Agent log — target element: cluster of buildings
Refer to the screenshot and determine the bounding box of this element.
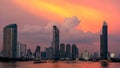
[41,43,79,60]
[40,26,79,60]
[0,24,79,61]
[0,21,119,61]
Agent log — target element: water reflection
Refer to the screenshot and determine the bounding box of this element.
[1,62,17,68]
[0,62,120,68]
[100,61,109,68]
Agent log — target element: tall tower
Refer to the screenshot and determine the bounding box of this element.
[72,44,78,59]
[100,21,108,60]
[60,43,65,59]
[3,24,17,58]
[66,44,71,58]
[52,26,60,60]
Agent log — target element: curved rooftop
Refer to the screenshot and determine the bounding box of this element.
[4,24,17,29]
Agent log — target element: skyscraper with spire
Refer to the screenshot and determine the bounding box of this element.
[100,21,108,60]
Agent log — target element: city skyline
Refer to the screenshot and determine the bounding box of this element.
[0,0,120,55]
[0,22,119,60]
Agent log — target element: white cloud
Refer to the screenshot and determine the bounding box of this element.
[21,24,43,33]
[62,16,80,30]
[44,21,60,31]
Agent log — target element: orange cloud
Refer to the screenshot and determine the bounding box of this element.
[12,0,104,33]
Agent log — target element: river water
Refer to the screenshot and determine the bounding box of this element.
[0,61,120,68]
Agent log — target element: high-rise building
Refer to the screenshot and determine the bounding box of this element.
[41,51,46,60]
[46,48,49,60]
[92,52,99,60]
[3,24,17,58]
[52,26,60,60]
[20,44,26,58]
[17,42,27,58]
[76,47,79,58]
[46,47,53,59]
[0,50,3,57]
[66,44,71,58]
[72,44,79,59]
[60,43,65,59]
[100,21,108,60]
[49,47,53,59]
[26,49,33,59]
[34,46,41,60]
[81,50,90,61]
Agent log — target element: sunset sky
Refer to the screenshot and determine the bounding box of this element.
[0,0,120,55]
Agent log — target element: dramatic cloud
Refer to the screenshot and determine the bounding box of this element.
[19,16,98,46]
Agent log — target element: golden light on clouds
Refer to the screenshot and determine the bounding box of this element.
[12,0,104,33]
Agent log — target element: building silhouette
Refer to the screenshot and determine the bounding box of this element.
[46,47,53,60]
[100,21,108,60]
[60,43,65,59]
[34,46,41,60]
[92,52,99,61]
[52,26,60,60]
[41,51,46,60]
[3,24,17,58]
[72,44,78,59]
[66,44,71,58]
[17,42,27,58]
[26,49,33,59]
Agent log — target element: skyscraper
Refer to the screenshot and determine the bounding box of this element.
[72,44,78,59]
[52,26,60,60]
[46,47,53,60]
[3,24,17,58]
[60,43,65,59]
[93,52,99,61]
[66,44,71,58]
[100,21,108,60]
[17,42,27,58]
[81,50,90,60]
[41,51,46,60]
[26,49,33,59]
[34,46,41,60]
